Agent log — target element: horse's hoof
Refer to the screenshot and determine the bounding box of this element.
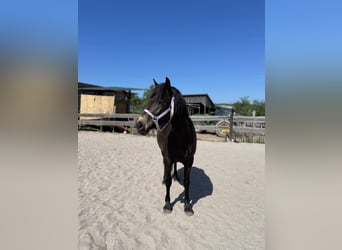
[184,205,194,216]
[163,203,172,214]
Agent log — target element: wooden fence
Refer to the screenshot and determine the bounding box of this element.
[190,115,265,143]
[78,113,265,143]
[78,113,137,128]
[230,116,265,143]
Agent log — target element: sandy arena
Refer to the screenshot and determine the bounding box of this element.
[78,131,265,249]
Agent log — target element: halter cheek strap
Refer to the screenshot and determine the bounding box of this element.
[144,96,175,132]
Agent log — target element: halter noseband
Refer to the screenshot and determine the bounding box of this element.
[144,96,175,132]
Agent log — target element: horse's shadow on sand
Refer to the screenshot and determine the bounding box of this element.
[171,166,213,210]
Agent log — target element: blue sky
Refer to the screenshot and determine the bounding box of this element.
[79,0,264,103]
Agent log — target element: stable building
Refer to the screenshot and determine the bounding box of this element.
[78,82,142,116]
[183,94,215,115]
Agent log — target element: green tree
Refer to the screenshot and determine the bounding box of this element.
[251,99,265,116]
[141,84,154,108]
[130,94,142,113]
[130,84,154,113]
[233,96,265,116]
[234,96,252,116]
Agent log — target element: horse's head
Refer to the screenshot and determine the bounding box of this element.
[136,77,174,135]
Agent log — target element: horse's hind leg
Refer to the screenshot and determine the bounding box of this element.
[162,159,173,214]
[183,158,194,216]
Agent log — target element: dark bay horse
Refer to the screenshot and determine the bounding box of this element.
[136,77,197,216]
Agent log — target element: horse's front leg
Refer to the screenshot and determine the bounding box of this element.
[162,158,173,214]
[183,157,194,216]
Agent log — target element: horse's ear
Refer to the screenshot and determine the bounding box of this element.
[165,77,171,87]
[165,77,173,96]
[153,79,158,86]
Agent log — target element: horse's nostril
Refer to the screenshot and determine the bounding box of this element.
[136,121,143,130]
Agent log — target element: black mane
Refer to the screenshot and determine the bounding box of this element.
[171,87,189,118]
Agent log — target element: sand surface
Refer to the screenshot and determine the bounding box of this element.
[78,131,265,249]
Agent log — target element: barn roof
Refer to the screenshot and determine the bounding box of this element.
[183,94,215,109]
[78,82,144,91]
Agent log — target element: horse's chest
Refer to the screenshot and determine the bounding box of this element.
[157,134,186,160]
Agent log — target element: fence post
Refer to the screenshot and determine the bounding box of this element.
[225,117,228,142]
[229,109,234,142]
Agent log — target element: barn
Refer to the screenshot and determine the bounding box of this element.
[78,82,142,117]
[183,94,216,115]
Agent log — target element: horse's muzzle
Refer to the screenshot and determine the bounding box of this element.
[136,120,147,135]
[136,115,151,135]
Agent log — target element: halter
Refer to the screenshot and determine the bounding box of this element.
[144,96,175,132]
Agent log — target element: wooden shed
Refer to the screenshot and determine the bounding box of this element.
[78,82,142,119]
[183,94,215,115]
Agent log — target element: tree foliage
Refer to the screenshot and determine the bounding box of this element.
[131,88,265,116]
[130,84,154,113]
[233,96,265,116]
[141,84,154,108]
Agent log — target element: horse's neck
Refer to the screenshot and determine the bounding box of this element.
[171,115,191,134]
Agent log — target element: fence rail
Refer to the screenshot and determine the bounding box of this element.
[233,115,265,134]
[78,113,265,142]
[78,120,136,127]
[78,113,137,119]
[190,115,265,135]
[78,113,137,132]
